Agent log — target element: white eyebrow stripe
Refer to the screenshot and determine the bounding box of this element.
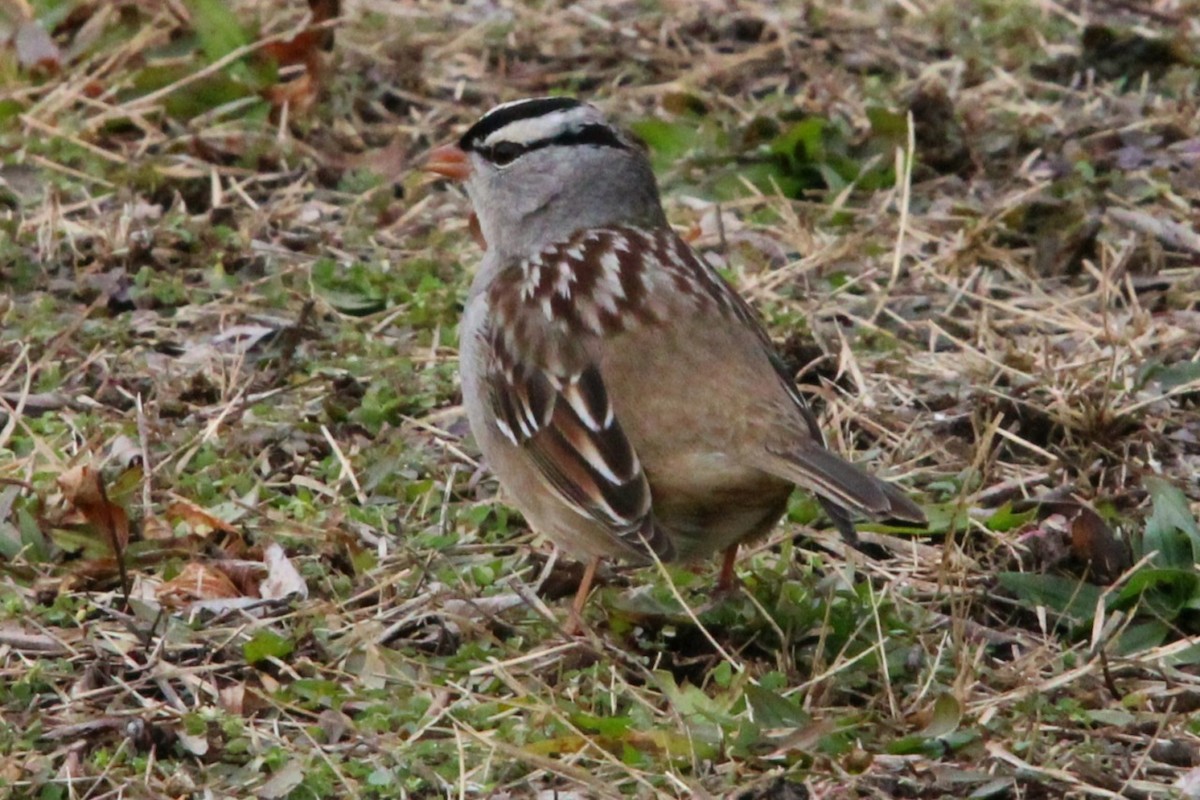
[480,107,595,148]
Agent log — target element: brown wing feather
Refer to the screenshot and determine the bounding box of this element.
[488,348,673,561]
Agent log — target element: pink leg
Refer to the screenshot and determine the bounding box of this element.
[567,557,600,634]
[717,545,739,592]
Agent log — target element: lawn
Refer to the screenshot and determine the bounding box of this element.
[1,1,1199,797]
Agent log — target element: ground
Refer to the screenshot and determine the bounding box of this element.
[1,0,1200,798]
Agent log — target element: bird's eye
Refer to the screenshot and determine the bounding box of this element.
[488,141,525,166]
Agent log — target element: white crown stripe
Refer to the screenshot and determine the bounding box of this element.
[480,107,596,148]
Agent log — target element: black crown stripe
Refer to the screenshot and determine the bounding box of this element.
[474,123,630,165]
[459,97,583,151]
[552,124,626,151]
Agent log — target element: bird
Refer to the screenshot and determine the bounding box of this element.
[426,97,925,627]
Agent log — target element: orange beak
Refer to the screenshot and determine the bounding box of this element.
[425,144,471,181]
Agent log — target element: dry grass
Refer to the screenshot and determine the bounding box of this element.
[1,0,1199,797]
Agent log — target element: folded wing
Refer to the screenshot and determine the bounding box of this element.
[487,337,674,561]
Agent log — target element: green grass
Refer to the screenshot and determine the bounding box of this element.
[1,0,1199,797]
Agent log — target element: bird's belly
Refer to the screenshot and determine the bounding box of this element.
[647,452,792,561]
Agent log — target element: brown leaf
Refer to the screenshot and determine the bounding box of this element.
[141,514,175,541]
[262,68,319,116]
[258,0,339,118]
[258,760,305,799]
[218,683,247,715]
[164,500,239,536]
[215,559,265,597]
[1069,506,1130,584]
[261,30,325,69]
[157,562,241,606]
[218,681,266,716]
[57,465,130,552]
[1017,493,1132,583]
[309,0,340,47]
[1016,513,1073,572]
[42,716,124,742]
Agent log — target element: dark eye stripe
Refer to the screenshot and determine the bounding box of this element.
[474,123,629,166]
[486,141,525,165]
[552,125,627,150]
[459,97,582,151]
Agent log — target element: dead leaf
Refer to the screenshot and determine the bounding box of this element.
[70,663,109,698]
[42,717,124,742]
[1013,519,1068,577]
[316,708,352,744]
[165,500,239,536]
[308,0,339,50]
[257,759,306,799]
[1176,766,1200,797]
[14,20,62,74]
[1015,493,1132,583]
[57,464,130,552]
[142,514,175,541]
[105,434,143,469]
[441,593,524,621]
[259,0,339,118]
[1070,506,1130,584]
[177,729,209,756]
[130,574,162,602]
[157,562,240,607]
[218,683,246,715]
[260,543,307,600]
[355,643,387,691]
[215,558,265,596]
[59,746,83,781]
[262,67,319,116]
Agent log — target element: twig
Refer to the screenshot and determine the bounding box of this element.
[1108,207,1200,256]
[870,110,916,324]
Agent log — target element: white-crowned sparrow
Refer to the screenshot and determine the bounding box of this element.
[427,97,924,621]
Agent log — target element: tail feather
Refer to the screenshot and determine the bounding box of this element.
[759,444,926,528]
[820,496,861,548]
[877,477,926,523]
